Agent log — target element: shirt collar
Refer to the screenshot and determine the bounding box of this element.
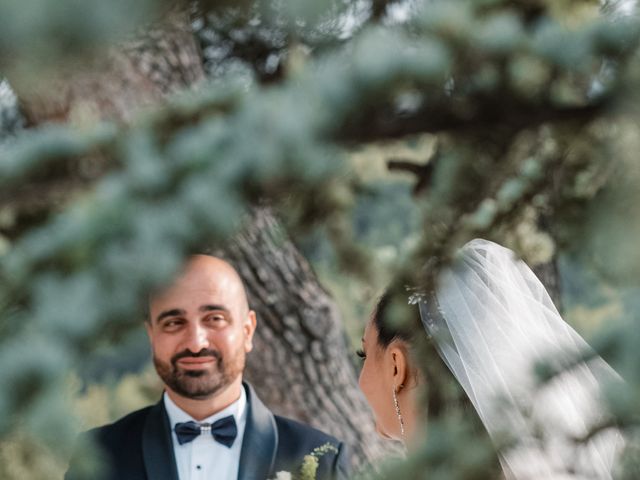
[163,387,247,427]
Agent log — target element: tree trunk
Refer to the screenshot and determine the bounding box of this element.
[219,208,395,469]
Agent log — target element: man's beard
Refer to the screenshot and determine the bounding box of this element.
[153,347,245,400]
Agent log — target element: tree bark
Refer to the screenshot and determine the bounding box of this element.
[219,208,395,469]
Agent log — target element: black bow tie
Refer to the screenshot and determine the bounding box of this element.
[174,415,237,447]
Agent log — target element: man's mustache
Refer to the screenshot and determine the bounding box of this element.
[171,349,222,366]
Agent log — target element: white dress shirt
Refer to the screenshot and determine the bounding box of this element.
[164,389,247,480]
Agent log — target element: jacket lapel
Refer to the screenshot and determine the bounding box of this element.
[142,399,180,480]
[237,382,278,480]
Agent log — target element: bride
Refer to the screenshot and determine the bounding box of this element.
[358,239,625,479]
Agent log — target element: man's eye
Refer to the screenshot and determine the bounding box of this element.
[356,349,366,360]
[163,319,182,329]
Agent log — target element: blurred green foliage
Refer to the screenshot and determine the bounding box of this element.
[2,0,640,478]
[0,0,160,83]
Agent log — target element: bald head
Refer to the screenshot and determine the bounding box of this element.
[149,255,250,324]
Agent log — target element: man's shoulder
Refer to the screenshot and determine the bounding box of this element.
[245,382,341,446]
[273,414,341,445]
[66,405,159,480]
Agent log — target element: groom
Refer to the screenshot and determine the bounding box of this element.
[66,255,350,480]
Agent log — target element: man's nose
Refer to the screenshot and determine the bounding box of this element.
[184,323,210,352]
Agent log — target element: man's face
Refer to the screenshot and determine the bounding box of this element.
[147,256,256,400]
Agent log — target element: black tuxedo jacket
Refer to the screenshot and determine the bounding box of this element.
[66,383,350,480]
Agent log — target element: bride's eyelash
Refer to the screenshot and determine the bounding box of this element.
[356,349,366,360]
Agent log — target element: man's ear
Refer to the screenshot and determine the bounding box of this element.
[244,310,257,352]
[388,343,409,391]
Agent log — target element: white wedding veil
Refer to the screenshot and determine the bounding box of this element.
[415,239,625,479]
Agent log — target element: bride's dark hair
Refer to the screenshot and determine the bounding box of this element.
[372,291,501,470]
[371,291,470,417]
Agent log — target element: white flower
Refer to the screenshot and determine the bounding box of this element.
[273,471,292,480]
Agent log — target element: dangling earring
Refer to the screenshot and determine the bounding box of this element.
[393,384,405,439]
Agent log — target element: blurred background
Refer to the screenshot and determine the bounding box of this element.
[1,0,640,478]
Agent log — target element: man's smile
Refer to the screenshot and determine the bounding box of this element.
[176,357,217,369]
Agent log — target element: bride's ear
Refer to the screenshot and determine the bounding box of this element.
[388,342,409,391]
